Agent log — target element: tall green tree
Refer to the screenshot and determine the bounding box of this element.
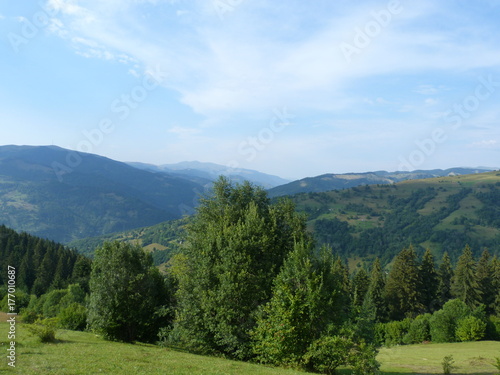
[451,245,481,308]
[419,248,438,313]
[366,257,387,322]
[436,252,454,309]
[475,249,494,313]
[172,177,309,359]
[491,256,500,315]
[87,241,169,343]
[352,267,370,312]
[385,245,422,320]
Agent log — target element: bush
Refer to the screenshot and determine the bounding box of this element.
[42,289,69,318]
[384,318,411,346]
[430,299,471,343]
[303,335,353,374]
[442,355,455,374]
[348,342,380,375]
[26,318,58,343]
[486,315,500,340]
[403,314,431,344]
[58,303,87,331]
[455,315,486,342]
[20,309,39,324]
[373,323,385,347]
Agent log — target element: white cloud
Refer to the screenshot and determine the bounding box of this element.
[168,126,202,138]
[468,140,498,149]
[42,0,500,120]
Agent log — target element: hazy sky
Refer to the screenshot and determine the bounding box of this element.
[1,1,499,179]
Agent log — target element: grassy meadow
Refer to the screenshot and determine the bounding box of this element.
[1,318,500,375]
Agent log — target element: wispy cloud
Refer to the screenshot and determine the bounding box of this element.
[468,139,498,149]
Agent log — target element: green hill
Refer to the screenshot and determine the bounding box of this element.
[69,171,500,266]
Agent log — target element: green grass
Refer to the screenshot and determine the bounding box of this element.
[378,341,500,374]
[0,322,306,375]
[2,321,500,375]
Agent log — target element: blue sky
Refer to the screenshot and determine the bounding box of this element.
[0,0,499,179]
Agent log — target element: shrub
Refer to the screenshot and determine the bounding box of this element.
[42,289,68,318]
[442,355,455,374]
[384,318,411,346]
[373,323,385,347]
[58,302,87,331]
[492,357,500,374]
[348,342,380,375]
[455,315,486,342]
[430,299,471,343]
[303,335,353,374]
[20,309,39,324]
[486,315,500,340]
[404,314,431,344]
[26,318,58,343]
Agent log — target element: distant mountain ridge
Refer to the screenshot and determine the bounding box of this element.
[127,160,290,188]
[0,145,202,243]
[268,168,497,197]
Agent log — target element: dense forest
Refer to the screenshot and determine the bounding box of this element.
[2,177,500,374]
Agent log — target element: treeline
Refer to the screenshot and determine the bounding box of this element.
[0,225,91,296]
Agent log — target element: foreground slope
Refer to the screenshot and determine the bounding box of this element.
[1,320,499,374]
[0,321,306,375]
[0,145,202,243]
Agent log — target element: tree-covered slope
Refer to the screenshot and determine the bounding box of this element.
[71,172,500,266]
[0,145,203,243]
[296,171,500,263]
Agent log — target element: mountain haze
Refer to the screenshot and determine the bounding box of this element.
[127,160,290,188]
[0,145,202,243]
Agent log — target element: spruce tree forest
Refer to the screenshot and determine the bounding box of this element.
[2,177,500,374]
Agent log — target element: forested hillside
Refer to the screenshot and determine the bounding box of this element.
[71,171,500,267]
[0,225,91,297]
[0,145,202,242]
[294,171,500,263]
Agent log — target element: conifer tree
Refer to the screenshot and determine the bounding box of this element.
[451,245,481,308]
[476,249,494,313]
[419,248,438,313]
[491,256,500,315]
[436,252,454,309]
[385,245,422,320]
[366,257,387,322]
[352,268,370,311]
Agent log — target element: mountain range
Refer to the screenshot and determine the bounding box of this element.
[268,168,497,197]
[70,170,500,268]
[1,144,498,247]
